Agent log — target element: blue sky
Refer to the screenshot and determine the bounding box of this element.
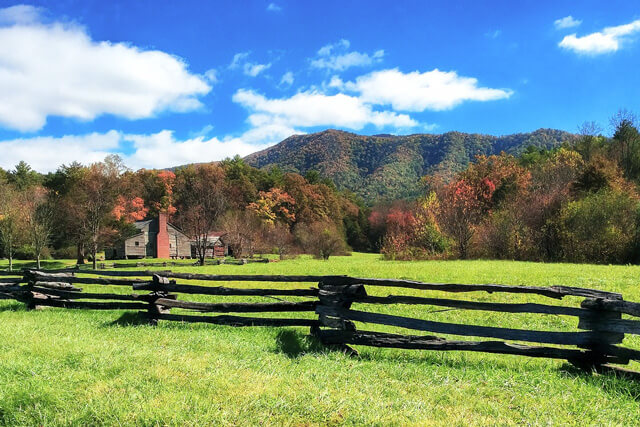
[0,0,639,171]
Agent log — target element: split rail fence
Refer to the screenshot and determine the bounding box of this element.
[2,268,640,375]
[83,258,271,270]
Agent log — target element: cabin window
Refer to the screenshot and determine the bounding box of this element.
[135,241,139,246]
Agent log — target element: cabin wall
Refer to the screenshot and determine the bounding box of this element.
[168,225,191,258]
[124,233,147,258]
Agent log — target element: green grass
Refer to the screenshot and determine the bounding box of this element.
[2,254,640,425]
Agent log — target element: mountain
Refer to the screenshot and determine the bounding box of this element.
[245,128,576,203]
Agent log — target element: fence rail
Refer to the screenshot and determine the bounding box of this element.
[1,268,640,376]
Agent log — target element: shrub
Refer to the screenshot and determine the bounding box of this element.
[51,246,77,260]
[559,190,639,264]
[295,221,349,260]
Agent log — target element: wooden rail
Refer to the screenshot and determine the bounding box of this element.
[1,268,639,376]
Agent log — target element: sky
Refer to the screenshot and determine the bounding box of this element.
[0,0,639,172]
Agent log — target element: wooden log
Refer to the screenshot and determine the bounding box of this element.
[162,273,329,282]
[151,312,319,327]
[0,278,25,284]
[134,273,623,300]
[316,306,618,345]
[33,281,82,291]
[29,274,148,286]
[52,269,167,277]
[337,277,622,300]
[133,281,319,297]
[600,345,640,362]
[341,294,589,317]
[317,314,356,331]
[578,317,640,335]
[29,286,159,302]
[33,298,149,310]
[314,329,623,363]
[154,298,317,313]
[581,298,640,318]
[25,270,73,279]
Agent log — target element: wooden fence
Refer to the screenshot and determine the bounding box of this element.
[79,258,272,270]
[1,269,640,376]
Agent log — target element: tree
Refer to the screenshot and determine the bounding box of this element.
[247,188,296,225]
[267,222,296,260]
[23,186,53,269]
[8,161,42,190]
[174,164,228,265]
[295,221,347,260]
[0,183,24,271]
[220,210,265,258]
[82,157,125,269]
[45,162,90,264]
[574,121,605,162]
[610,110,640,181]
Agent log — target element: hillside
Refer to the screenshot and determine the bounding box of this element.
[245,129,576,203]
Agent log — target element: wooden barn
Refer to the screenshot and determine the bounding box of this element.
[106,212,191,259]
[191,233,228,258]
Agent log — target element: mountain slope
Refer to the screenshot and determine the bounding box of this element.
[245,128,575,203]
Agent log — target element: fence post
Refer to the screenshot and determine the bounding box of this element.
[146,274,176,326]
[573,297,626,370]
[312,277,364,356]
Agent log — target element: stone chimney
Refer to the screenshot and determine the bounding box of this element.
[156,211,170,259]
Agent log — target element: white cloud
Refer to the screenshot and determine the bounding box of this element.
[0,4,44,25]
[229,51,250,69]
[204,69,219,84]
[279,71,294,86]
[233,89,417,130]
[0,131,121,172]
[554,16,582,30]
[229,51,271,77]
[0,124,296,171]
[266,3,282,12]
[123,130,273,169]
[244,62,271,77]
[559,19,640,55]
[0,5,211,132]
[310,39,384,71]
[342,68,512,112]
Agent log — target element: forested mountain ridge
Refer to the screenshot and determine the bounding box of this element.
[245,129,576,203]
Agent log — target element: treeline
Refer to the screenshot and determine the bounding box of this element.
[374,111,640,264]
[0,156,372,270]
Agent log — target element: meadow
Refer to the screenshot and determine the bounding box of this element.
[1,253,640,425]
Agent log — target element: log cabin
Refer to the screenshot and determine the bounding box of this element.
[106,212,192,259]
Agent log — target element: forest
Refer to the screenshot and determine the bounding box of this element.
[1,110,640,268]
[0,156,368,270]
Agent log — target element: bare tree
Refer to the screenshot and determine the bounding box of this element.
[221,210,264,259]
[268,222,295,260]
[23,187,53,269]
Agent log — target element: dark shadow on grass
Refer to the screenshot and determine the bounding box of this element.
[0,302,25,312]
[106,312,150,327]
[558,363,640,399]
[7,260,70,271]
[275,329,328,358]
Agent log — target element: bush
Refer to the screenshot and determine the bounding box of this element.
[51,246,77,260]
[559,190,639,264]
[14,244,35,260]
[295,221,349,260]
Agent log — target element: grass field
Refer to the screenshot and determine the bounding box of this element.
[2,253,640,425]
